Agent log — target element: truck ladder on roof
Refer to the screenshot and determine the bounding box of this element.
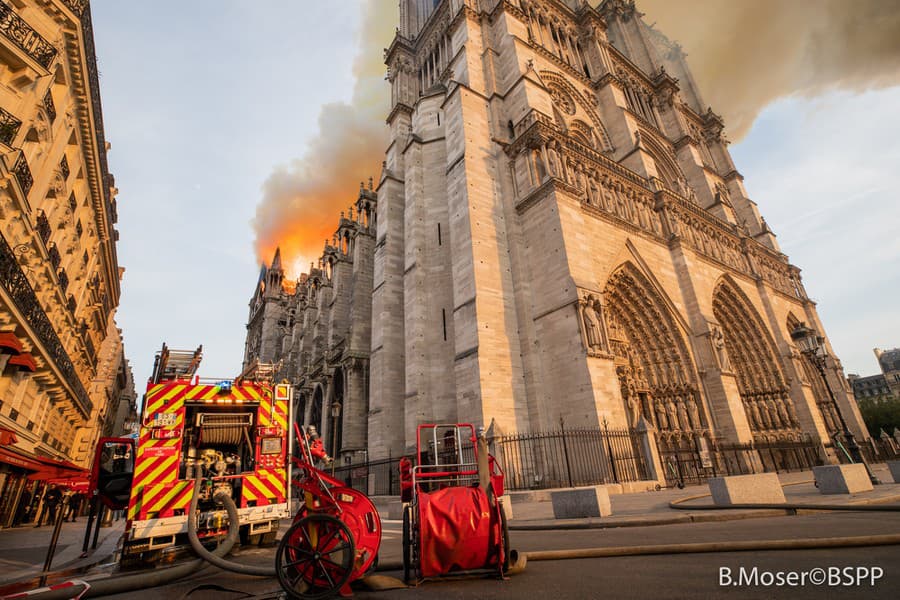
[150,343,203,383]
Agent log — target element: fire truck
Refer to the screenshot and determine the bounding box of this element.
[122,345,292,563]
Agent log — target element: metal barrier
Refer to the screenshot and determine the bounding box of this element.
[489,426,649,490]
[332,426,650,494]
[658,435,828,487]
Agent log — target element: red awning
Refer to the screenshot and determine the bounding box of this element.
[0,446,43,472]
[8,352,37,372]
[0,332,23,355]
[0,427,19,446]
[27,455,88,481]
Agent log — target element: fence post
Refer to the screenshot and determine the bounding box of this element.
[637,419,664,486]
[602,420,619,484]
[560,418,573,487]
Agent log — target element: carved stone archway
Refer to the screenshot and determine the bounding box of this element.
[602,263,708,451]
[712,279,799,441]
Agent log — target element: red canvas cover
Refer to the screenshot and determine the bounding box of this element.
[418,485,496,577]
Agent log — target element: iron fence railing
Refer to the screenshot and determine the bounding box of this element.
[330,426,650,495]
[489,426,649,490]
[658,435,829,487]
[332,457,403,496]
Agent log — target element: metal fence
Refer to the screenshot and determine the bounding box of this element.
[329,426,650,494]
[657,435,827,488]
[330,430,900,496]
[331,457,403,496]
[831,435,900,465]
[489,426,649,490]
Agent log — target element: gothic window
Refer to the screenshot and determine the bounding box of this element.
[602,263,706,449]
[569,120,595,149]
[542,72,613,152]
[713,279,798,440]
[639,130,684,191]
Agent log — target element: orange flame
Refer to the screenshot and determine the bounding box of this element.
[253,1,395,279]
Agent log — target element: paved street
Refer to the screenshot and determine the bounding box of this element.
[1,469,898,599]
[83,511,900,600]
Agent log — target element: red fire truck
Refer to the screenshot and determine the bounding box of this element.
[122,345,292,563]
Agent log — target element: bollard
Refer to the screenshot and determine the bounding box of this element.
[41,497,70,584]
[80,495,98,557]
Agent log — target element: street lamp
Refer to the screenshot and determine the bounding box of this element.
[330,401,342,476]
[790,322,879,485]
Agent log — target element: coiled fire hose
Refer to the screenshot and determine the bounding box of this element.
[185,477,275,577]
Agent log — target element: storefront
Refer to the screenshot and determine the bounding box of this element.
[0,442,44,528]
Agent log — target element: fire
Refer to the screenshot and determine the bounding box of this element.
[254,0,900,274]
[252,1,395,279]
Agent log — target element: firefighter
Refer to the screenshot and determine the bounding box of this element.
[306,426,332,468]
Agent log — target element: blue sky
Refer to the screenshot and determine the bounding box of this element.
[91,1,899,392]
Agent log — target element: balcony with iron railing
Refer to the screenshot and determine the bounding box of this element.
[0,106,21,146]
[43,89,56,122]
[57,268,69,293]
[0,1,57,69]
[0,230,93,416]
[35,210,51,244]
[47,243,61,270]
[13,152,32,197]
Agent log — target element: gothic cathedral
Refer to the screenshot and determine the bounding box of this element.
[244,0,866,469]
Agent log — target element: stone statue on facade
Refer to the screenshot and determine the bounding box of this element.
[581,295,603,352]
[688,398,702,430]
[710,325,731,371]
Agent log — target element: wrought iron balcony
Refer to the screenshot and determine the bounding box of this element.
[43,89,56,122]
[61,0,88,17]
[0,231,92,416]
[13,153,32,198]
[0,106,21,146]
[57,268,69,293]
[59,155,69,181]
[35,211,51,244]
[0,1,57,69]
[83,332,95,361]
[48,243,61,270]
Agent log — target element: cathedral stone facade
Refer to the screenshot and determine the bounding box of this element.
[244,0,867,471]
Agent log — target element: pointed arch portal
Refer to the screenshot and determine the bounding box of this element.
[713,279,800,441]
[603,263,708,449]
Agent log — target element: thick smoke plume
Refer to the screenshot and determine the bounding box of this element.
[252,1,396,275]
[254,0,900,271]
[640,0,900,139]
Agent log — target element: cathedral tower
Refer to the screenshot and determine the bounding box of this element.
[370,0,865,461]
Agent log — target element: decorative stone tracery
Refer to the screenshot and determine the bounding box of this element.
[712,279,799,441]
[601,263,708,449]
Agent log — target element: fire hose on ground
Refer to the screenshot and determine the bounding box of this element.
[9,478,240,600]
[185,478,275,577]
[12,482,900,598]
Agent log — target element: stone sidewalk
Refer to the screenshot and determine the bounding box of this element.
[510,464,900,530]
[0,518,124,587]
[1,466,897,587]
